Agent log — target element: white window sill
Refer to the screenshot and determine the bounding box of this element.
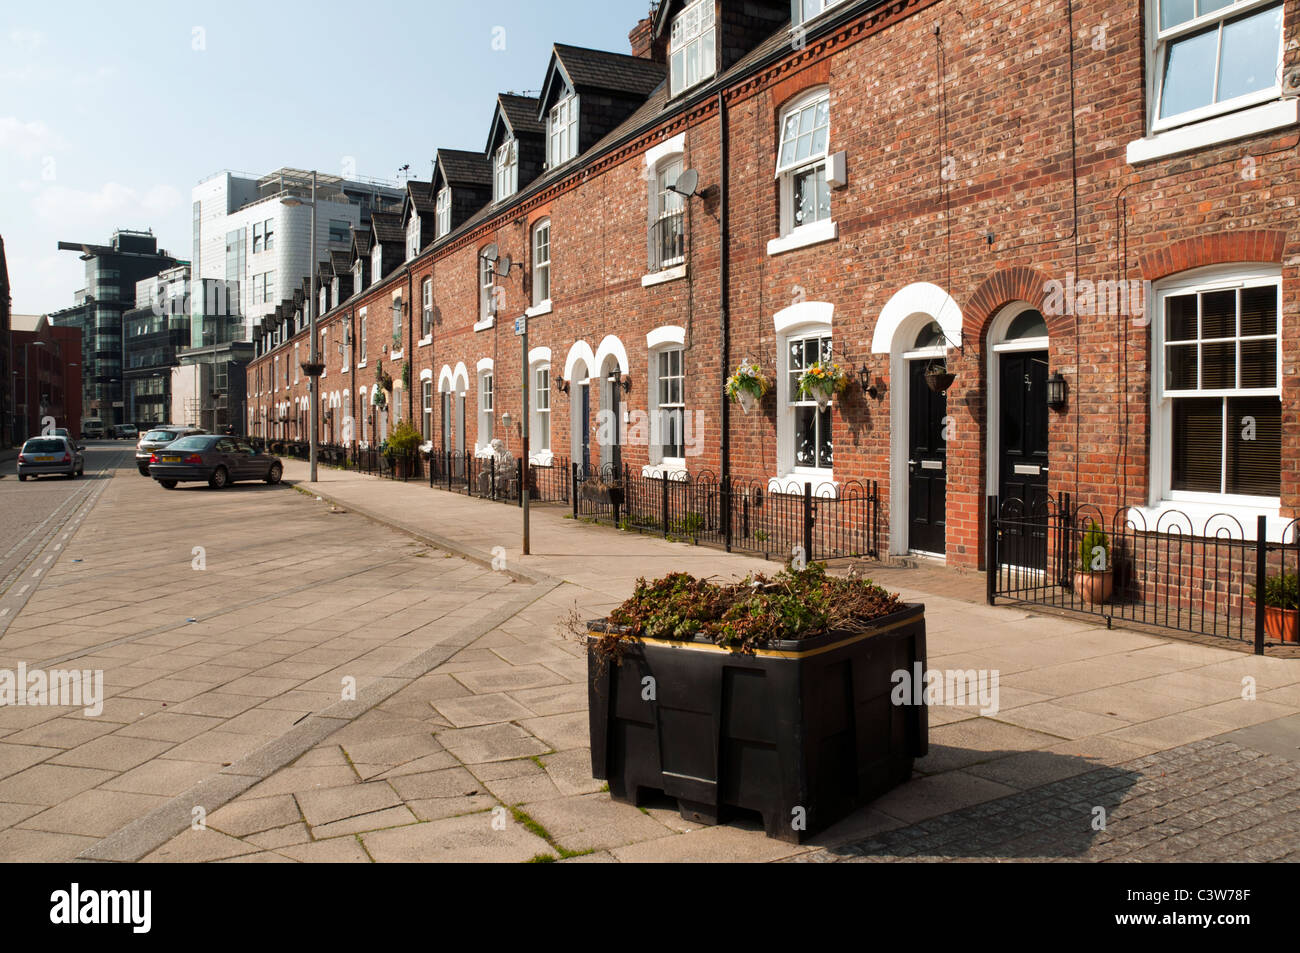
[1127,99,1298,165]
[525,300,553,318]
[356,361,368,371]
[642,463,688,481]
[1127,500,1287,542]
[642,265,686,288]
[417,335,432,348]
[768,475,839,499]
[530,450,555,467]
[767,219,838,257]
[474,316,495,332]
[390,349,404,361]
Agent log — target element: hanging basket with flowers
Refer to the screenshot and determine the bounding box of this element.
[724,360,771,414]
[797,360,848,410]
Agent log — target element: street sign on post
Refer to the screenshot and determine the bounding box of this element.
[514,316,527,337]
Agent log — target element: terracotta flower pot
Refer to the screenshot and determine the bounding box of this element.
[1263,605,1300,643]
[1073,569,1114,605]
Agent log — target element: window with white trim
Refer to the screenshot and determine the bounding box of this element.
[423,380,433,442]
[787,332,833,471]
[353,262,363,293]
[650,157,686,271]
[479,370,494,444]
[791,0,848,27]
[436,187,451,238]
[406,215,420,261]
[548,94,579,167]
[320,329,328,376]
[494,140,518,202]
[422,278,433,336]
[1149,0,1284,132]
[653,347,685,462]
[533,365,551,453]
[532,220,551,307]
[371,243,382,286]
[480,245,498,322]
[776,88,832,238]
[358,308,368,364]
[1156,270,1281,501]
[670,0,717,96]
[392,295,402,341]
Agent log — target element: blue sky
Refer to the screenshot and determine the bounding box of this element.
[2,0,654,314]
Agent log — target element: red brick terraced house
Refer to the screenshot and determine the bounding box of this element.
[248,0,1300,603]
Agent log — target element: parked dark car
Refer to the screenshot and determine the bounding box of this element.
[112,424,138,440]
[17,436,85,481]
[136,426,204,475]
[148,435,283,490]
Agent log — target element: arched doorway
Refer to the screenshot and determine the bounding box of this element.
[986,304,1051,571]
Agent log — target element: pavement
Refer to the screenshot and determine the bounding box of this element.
[0,451,1296,862]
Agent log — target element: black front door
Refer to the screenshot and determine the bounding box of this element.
[908,361,947,555]
[606,368,622,475]
[998,350,1050,569]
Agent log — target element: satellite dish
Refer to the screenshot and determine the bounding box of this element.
[496,255,513,278]
[669,169,699,198]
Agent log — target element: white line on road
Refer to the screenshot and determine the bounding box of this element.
[17,584,29,595]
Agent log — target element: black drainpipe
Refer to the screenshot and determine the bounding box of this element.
[718,89,732,549]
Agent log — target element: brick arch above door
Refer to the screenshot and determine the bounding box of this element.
[965,266,1066,343]
[1138,230,1286,283]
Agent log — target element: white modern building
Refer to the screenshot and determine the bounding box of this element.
[191,168,404,339]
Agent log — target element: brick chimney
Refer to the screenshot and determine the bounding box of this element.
[629,5,669,62]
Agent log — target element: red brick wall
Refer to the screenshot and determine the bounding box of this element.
[249,0,1300,568]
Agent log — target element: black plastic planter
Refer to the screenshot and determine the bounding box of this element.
[587,604,928,843]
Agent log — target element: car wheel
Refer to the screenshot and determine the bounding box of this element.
[265,463,283,485]
[138,467,149,476]
[159,480,178,490]
[17,474,26,482]
[208,466,229,490]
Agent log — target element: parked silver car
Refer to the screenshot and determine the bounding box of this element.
[136,426,204,475]
[17,436,85,481]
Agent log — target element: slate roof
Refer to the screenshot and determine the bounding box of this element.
[549,43,666,101]
[498,94,545,137]
[437,149,492,188]
[370,211,405,246]
[351,227,372,257]
[329,249,352,274]
[405,180,437,216]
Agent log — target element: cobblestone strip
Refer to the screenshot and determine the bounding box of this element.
[790,740,1300,863]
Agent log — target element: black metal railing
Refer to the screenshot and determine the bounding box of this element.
[648,212,685,273]
[987,494,1300,654]
[568,463,879,562]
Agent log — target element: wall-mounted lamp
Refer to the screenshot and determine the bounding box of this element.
[556,376,570,395]
[858,364,881,400]
[501,412,512,430]
[620,373,632,394]
[1046,371,1068,410]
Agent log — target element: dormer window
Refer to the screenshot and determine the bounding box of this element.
[319,287,327,315]
[353,261,363,292]
[548,94,579,167]
[371,243,382,285]
[406,215,420,261]
[791,0,847,27]
[670,0,717,96]
[331,277,340,303]
[494,140,518,202]
[436,187,451,238]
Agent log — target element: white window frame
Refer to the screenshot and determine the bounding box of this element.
[772,304,837,493]
[371,243,382,286]
[479,245,498,324]
[406,215,420,262]
[531,362,552,462]
[771,87,836,252]
[670,0,717,97]
[436,187,451,238]
[494,139,518,202]
[320,329,328,378]
[650,156,687,272]
[422,379,434,443]
[532,220,551,309]
[1146,0,1285,135]
[791,0,848,29]
[548,94,580,167]
[420,277,433,343]
[477,364,495,450]
[651,346,686,469]
[1145,265,1282,527]
[358,308,368,366]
